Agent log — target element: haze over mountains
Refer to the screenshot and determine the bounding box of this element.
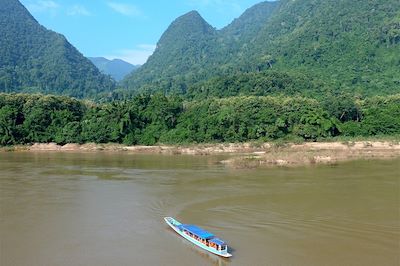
[0,0,399,99]
[89,57,139,82]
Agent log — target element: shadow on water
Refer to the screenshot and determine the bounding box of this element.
[165,227,231,266]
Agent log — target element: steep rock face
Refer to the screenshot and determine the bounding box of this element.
[0,0,115,98]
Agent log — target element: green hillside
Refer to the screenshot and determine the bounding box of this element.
[122,0,400,97]
[122,2,279,94]
[220,1,279,49]
[122,11,218,94]
[0,0,115,98]
[246,0,400,95]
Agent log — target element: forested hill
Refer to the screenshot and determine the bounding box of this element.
[220,1,279,43]
[122,11,218,93]
[245,0,400,95]
[121,2,279,93]
[0,0,115,98]
[122,0,400,96]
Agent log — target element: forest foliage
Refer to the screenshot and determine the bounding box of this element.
[122,0,400,97]
[1,93,399,146]
[0,0,115,98]
[0,1,399,146]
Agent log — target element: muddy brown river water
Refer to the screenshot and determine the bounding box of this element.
[0,152,399,266]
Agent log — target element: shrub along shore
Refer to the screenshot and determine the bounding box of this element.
[1,93,399,148]
[1,90,399,168]
[0,94,400,167]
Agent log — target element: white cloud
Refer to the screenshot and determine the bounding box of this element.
[105,44,156,65]
[26,0,60,15]
[107,2,142,17]
[67,5,92,16]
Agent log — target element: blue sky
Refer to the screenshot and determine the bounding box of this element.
[20,0,268,64]
[19,0,270,65]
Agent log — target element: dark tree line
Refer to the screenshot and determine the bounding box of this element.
[1,93,399,146]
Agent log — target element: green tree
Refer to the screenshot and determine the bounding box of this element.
[0,105,17,145]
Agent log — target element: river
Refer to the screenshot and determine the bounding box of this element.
[1,152,399,266]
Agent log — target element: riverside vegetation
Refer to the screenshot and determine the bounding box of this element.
[0,0,399,149]
[0,93,399,146]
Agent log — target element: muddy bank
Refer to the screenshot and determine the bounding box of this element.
[2,141,400,168]
[1,142,270,154]
[220,141,400,168]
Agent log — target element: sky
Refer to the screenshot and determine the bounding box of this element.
[19,0,269,65]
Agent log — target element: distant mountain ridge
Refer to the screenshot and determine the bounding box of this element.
[123,10,219,93]
[1,0,398,99]
[122,2,279,93]
[0,0,115,98]
[122,0,400,96]
[89,57,139,82]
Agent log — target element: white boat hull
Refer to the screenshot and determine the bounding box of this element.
[164,217,232,258]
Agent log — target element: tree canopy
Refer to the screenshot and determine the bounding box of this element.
[122,0,400,98]
[1,93,399,146]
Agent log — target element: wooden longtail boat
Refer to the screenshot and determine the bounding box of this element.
[164,217,232,258]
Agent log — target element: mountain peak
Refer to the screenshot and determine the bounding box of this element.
[0,0,39,32]
[123,0,399,96]
[163,10,215,37]
[0,0,115,98]
[176,10,208,25]
[182,10,202,18]
[155,9,216,51]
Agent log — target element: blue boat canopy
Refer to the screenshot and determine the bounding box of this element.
[181,224,214,239]
[209,238,226,246]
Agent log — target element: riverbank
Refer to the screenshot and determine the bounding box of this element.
[220,141,400,168]
[2,140,400,168]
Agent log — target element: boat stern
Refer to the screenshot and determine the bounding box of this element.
[221,251,233,258]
